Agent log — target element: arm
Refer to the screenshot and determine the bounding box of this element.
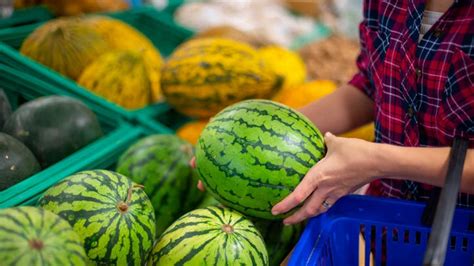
[376,143,474,192]
[299,83,374,135]
[271,135,474,225]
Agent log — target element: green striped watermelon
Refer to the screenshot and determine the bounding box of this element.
[148,206,269,265]
[0,206,87,265]
[116,134,204,236]
[195,99,325,219]
[37,170,156,266]
[197,193,303,266]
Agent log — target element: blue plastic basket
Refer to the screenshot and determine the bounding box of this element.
[289,195,474,266]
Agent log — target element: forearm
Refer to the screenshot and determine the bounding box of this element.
[373,143,474,194]
[299,84,374,134]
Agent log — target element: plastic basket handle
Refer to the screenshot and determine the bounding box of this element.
[423,137,469,266]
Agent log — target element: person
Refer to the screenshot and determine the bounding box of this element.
[192,0,473,226]
[270,0,474,225]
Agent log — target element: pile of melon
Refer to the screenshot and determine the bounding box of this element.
[21,15,163,109]
[0,92,103,191]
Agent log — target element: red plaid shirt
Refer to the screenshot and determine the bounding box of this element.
[349,0,474,206]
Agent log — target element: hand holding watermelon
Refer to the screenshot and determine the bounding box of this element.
[271,132,379,225]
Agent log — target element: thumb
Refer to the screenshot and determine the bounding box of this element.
[324,132,335,142]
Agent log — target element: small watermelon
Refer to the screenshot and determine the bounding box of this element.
[196,193,303,265]
[0,206,88,265]
[148,206,269,265]
[38,170,156,265]
[116,134,204,236]
[0,132,41,190]
[3,96,103,168]
[195,99,325,219]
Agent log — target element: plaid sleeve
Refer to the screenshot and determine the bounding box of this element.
[348,0,376,100]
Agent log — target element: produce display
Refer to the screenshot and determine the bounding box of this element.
[148,206,269,265]
[2,1,378,264]
[0,207,88,265]
[38,170,156,265]
[0,133,40,190]
[3,96,103,168]
[195,99,326,219]
[20,15,163,109]
[161,38,283,118]
[21,18,111,80]
[116,134,203,236]
[0,89,12,129]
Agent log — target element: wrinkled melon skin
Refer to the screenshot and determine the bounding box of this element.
[161,38,283,118]
[78,50,156,109]
[83,16,163,101]
[20,17,110,80]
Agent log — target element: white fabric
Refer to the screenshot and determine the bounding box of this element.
[419,10,444,41]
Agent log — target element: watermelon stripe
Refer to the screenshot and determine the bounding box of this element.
[264,101,320,135]
[0,207,88,266]
[149,207,268,265]
[161,221,210,236]
[38,170,155,266]
[199,141,294,189]
[174,234,219,266]
[155,229,218,257]
[146,157,182,202]
[204,207,226,225]
[206,124,314,171]
[235,231,268,264]
[214,106,324,156]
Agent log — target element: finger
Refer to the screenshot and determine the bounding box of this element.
[324,131,336,143]
[272,167,320,215]
[197,180,206,192]
[283,189,327,225]
[189,157,196,168]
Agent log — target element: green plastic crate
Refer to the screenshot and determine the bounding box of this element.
[0,64,170,207]
[0,6,53,29]
[0,6,192,133]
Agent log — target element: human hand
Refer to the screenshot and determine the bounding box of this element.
[271,132,379,225]
[189,157,206,192]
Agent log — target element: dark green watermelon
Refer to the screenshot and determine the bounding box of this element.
[0,89,12,129]
[116,134,204,236]
[3,96,103,168]
[0,133,41,190]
